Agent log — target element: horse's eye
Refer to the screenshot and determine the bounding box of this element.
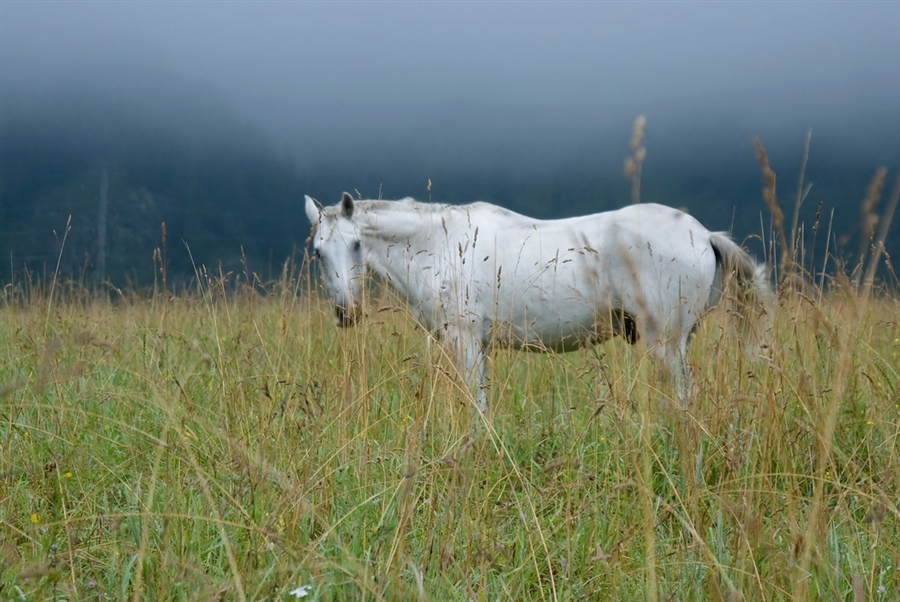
[352,241,362,253]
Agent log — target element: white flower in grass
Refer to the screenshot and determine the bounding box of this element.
[289,584,313,598]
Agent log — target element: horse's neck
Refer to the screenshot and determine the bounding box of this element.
[357,203,441,291]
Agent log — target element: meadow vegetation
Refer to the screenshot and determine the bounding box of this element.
[1,258,898,601]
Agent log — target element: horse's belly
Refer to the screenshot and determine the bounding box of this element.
[487,303,608,352]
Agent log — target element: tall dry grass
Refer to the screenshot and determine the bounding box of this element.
[2,248,898,601]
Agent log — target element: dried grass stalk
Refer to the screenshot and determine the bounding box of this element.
[753,137,789,282]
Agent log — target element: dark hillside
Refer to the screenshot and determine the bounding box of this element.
[1,75,308,286]
[2,75,897,288]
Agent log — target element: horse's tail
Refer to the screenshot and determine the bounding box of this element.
[709,233,773,349]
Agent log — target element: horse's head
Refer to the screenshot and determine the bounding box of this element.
[305,192,364,328]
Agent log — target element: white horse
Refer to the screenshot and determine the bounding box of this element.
[305,192,769,412]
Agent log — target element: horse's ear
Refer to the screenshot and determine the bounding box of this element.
[304,195,321,223]
[340,192,354,219]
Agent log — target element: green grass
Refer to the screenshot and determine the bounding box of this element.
[1,272,898,601]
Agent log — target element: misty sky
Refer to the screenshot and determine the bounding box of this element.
[2,1,899,186]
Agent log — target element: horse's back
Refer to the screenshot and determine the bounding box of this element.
[599,203,718,294]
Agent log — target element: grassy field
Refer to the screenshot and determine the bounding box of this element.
[1,266,898,601]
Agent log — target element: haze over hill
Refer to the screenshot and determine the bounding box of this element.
[2,2,898,286]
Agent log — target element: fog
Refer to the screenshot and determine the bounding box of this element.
[2,1,899,283]
[5,2,897,159]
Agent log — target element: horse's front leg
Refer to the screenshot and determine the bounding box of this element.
[646,330,693,405]
[443,322,489,414]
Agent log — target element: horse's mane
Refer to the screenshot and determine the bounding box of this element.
[357,197,522,219]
